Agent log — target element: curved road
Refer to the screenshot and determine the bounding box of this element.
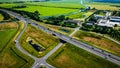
[1,9,120,68]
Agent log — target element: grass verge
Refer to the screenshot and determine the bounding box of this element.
[20,25,59,57]
[73,30,120,57]
[47,43,120,68]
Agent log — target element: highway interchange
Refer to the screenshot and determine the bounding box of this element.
[1,9,120,68]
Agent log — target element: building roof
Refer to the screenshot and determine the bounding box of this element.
[97,23,113,27]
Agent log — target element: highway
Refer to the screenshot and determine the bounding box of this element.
[1,9,120,67]
[32,24,80,68]
[30,19,120,65]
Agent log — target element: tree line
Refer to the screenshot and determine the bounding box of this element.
[111,11,120,16]
[45,15,78,28]
[0,10,10,20]
[81,23,120,41]
[12,5,27,8]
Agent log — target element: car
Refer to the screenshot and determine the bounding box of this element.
[14,40,17,43]
[14,40,18,43]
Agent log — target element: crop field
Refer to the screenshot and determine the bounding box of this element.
[0,22,34,68]
[73,30,120,57]
[0,14,4,22]
[15,5,78,16]
[0,2,84,17]
[20,25,59,57]
[47,43,120,68]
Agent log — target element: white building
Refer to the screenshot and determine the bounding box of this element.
[98,16,120,27]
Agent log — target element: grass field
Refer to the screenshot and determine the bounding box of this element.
[0,14,4,22]
[0,21,34,68]
[68,10,95,20]
[0,29,17,51]
[73,30,120,57]
[0,2,84,17]
[0,22,18,30]
[15,5,78,16]
[20,25,59,57]
[47,43,120,68]
[0,22,18,51]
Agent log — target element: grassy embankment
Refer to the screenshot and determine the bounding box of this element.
[0,14,4,22]
[0,21,34,68]
[73,30,120,57]
[20,25,59,58]
[47,43,120,68]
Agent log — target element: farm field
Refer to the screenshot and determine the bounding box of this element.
[20,25,59,57]
[15,5,78,16]
[73,30,120,57]
[47,43,120,68]
[0,2,84,17]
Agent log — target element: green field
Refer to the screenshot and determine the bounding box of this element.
[15,5,78,16]
[20,25,59,57]
[0,2,85,17]
[47,43,120,68]
[73,30,120,57]
[0,29,17,51]
[67,10,95,19]
[0,22,18,51]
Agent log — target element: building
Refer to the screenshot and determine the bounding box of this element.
[98,16,120,27]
